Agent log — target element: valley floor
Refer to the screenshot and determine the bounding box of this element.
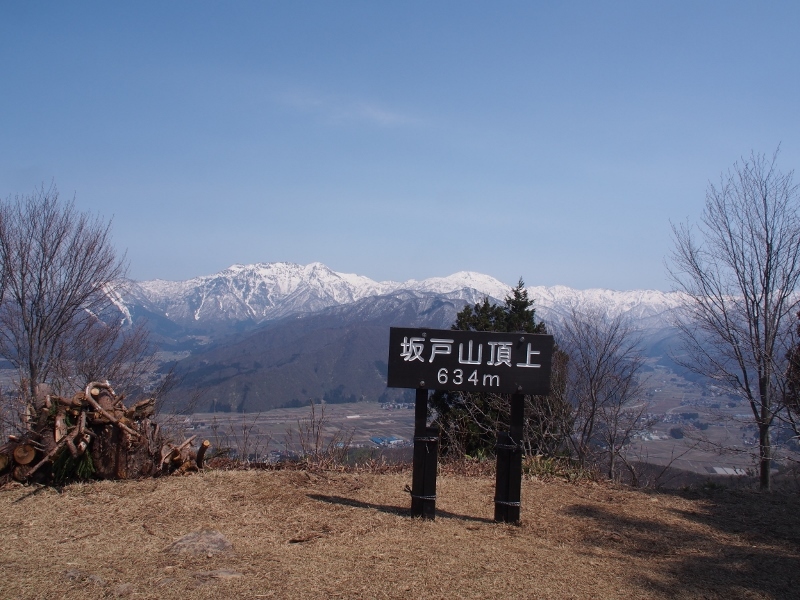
[1,469,797,599]
[175,399,800,484]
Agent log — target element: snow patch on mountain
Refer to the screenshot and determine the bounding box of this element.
[104,283,134,326]
[527,285,685,329]
[395,271,511,299]
[125,261,683,332]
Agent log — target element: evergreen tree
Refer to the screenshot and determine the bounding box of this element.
[451,279,545,335]
[502,279,546,334]
[451,296,506,332]
[430,279,571,457]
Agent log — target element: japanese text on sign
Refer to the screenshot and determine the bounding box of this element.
[387,327,554,395]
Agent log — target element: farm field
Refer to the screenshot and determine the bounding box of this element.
[176,401,417,460]
[172,363,799,484]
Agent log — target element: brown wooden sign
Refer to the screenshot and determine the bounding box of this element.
[387,327,553,395]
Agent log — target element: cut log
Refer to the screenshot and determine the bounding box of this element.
[159,435,197,470]
[88,411,111,424]
[26,438,45,450]
[175,435,197,453]
[77,409,87,434]
[25,404,36,430]
[75,433,91,455]
[86,381,115,399]
[3,379,185,484]
[125,397,155,420]
[26,425,79,477]
[53,394,80,408]
[67,436,79,458]
[196,440,211,469]
[13,443,37,465]
[83,394,140,438]
[179,461,198,473]
[55,408,68,443]
[12,465,30,482]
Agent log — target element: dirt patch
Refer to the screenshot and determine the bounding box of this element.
[1,470,797,599]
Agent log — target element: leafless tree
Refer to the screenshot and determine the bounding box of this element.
[558,307,650,478]
[55,314,157,397]
[523,348,574,457]
[433,349,572,461]
[0,184,132,403]
[668,149,800,491]
[285,399,353,468]
[596,369,654,481]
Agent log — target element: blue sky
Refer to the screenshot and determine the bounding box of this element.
[2,2,798,291]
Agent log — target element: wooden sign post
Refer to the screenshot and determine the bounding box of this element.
[387,327,553,522]
[494,393,524,522]
[410,388,438,519]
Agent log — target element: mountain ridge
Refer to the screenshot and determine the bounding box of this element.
[125,261,683,333]
[124,262,687,413]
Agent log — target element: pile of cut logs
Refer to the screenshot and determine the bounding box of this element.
[0,381,209,485]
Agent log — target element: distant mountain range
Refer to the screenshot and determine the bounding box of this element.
[126,262,513,331]
[116,262,686,413]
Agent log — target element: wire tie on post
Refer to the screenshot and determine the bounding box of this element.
[494,442,521,451]
[494,499,521,507]
[403,485,436,501]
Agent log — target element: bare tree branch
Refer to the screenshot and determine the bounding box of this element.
[0,184,152,409]
[667,148,800,490]
[557,306,650,479]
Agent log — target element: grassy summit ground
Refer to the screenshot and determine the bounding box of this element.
[1,468,797,599]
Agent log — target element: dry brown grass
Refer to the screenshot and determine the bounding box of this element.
[1,468,798,599]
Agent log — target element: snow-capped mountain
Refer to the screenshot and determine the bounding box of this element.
[126,262,515,329]
[127,262,388,326]
[527,286,684,330]
[394,271,512,300]
[124,261,682,335]
[124,261,689,412]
